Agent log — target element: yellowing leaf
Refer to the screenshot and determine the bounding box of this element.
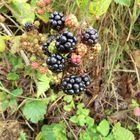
[0,37,6,52]
[9,0,35,24]
[90,0,112,16]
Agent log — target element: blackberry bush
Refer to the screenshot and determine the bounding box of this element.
[49,11,65,30]
[46,54,65,73]
[42,36,55,55]
[24,22,33,32]
[61,75,86,94]
[56,31,77,53]
[81,27,99,46]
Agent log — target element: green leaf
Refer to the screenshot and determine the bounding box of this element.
[0,6,8,13]
[18,130,27,140]
[11,88,23,98]
[0,37,6,52]
[78,114,86,126]
[1,100,9,111]
[22,100,47,123]
[137,123,140,134]
[86,116,94,128]
[9,0,35,24]
[91,0,112,16]
[7,72,19,81]
[70,116,78,124]
[63,95,73,103]
[112,123,135,140]
[8,53,24,70]
[114,0,131,7]
[37,72,53,97]
[97,119,110,136]
[41,123,68,140]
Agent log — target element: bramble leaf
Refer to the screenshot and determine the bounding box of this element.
[40,123,68,140]
[9,0,35,24]
[7,72,19,81]
[112,123,135,140]
[22,100,47,123]
[36,71,53,97]
[97,119,110,136]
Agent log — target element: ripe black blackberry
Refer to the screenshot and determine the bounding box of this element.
[81,27,98,46]
[61,75,86,94]
[49,11,65,30]
[24,22,33,32]
[42,36,55,55]
[46,54,65,73]
[82,74,90,86]
[56,31,77,53]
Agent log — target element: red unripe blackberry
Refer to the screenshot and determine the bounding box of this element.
[43,0,51,4]
[39,67,47,74]
[49,11,65,31]
[31,62,39,70]
[46,54,65,73]
[81,27,99,46]
[67,53,81,66]
[37,8,45,15]
[61,75,86,94]
[56,31,77,53]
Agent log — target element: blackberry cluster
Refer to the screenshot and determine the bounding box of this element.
[42,36,55,55]
[56,31,77,53]
[61,75,87,94]
[49,11,65,30]
[24,22,33,32]
[47,54,65,73]
[81,28,98,45]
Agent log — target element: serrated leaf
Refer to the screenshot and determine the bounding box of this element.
[97,119,110,136]
[7,72,19,81]
[9,0,35,24]
[37,72,53,97]
[41,123,68,140]
[114,0,131,7]
[22,100,47,123]
[112,123,135,140]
